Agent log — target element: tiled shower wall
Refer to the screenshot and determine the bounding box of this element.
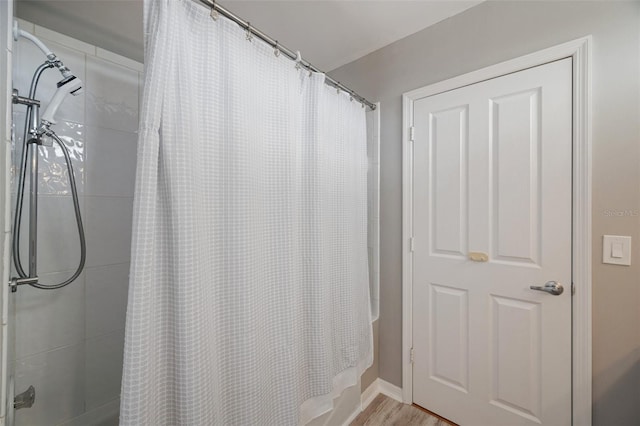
[11,19,140,425]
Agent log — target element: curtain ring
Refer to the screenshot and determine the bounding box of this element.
[210,0,219,20]
[295,51,302,70]
[246,22,253,41]
[274,41,280,57]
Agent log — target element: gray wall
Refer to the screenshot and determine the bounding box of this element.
[331,1,640,424]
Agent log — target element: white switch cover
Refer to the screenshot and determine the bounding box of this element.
[603,235,632,266]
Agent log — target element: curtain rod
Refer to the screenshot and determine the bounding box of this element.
[196,0,376,110]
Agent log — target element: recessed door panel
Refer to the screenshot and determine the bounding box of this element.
[490,296,541,422]
[429,106,468,258]
[490,89,541,265]
[429,284,468,392]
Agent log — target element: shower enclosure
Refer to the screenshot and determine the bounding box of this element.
[4,18,141,425]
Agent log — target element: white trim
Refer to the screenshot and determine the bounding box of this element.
[570,35,593,426]
[378,379,403,403]
[360,379,380,410]
[401,37,592,425]
[401,76,414,405]
[361,378,404,412]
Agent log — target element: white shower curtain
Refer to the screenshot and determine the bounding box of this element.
[120,0,373,424]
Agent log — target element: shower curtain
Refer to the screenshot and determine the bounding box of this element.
[120,0,373,424]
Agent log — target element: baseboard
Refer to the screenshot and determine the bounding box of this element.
[360,380,380,410]
[378,379,403,403]
[360,378,404,411]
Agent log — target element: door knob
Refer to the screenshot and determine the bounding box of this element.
[530,281,564,295]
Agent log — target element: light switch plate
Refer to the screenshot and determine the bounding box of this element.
[603,235,632,266]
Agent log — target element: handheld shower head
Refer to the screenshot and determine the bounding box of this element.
[41,76,84,126]
[13,21,84,129]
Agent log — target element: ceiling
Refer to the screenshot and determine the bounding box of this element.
[16,0,482,70]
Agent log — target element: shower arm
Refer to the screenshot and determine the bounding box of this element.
[13,21,55,60]
[13,21,75,80]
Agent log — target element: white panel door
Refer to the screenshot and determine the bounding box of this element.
[412,58,572,426]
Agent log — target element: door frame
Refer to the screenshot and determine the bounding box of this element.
[401,37,592,426]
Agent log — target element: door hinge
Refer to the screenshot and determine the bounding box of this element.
[572,282,575,295]
[410,347,415,364]
[409,126,415,142]
[410,237,415,252]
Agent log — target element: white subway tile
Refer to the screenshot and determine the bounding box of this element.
[34,24,95,56]
[85,126,137,197]
[85,263,129,339]
[14,344,85,425]
[85,330,125,411]
[86,56,139,132]
[96,47,142,72]
[16,195,86,275]
[85,196,133,267]
[13,115,85,196]
[14,270,85,359]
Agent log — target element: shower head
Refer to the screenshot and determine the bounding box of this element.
[41,75,84,126]
[13,21,84,128]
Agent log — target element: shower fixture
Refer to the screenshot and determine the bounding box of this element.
[41,75,83,125]
[9,21,86,292]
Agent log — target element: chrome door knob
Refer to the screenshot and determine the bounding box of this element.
[530,281,564,295]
